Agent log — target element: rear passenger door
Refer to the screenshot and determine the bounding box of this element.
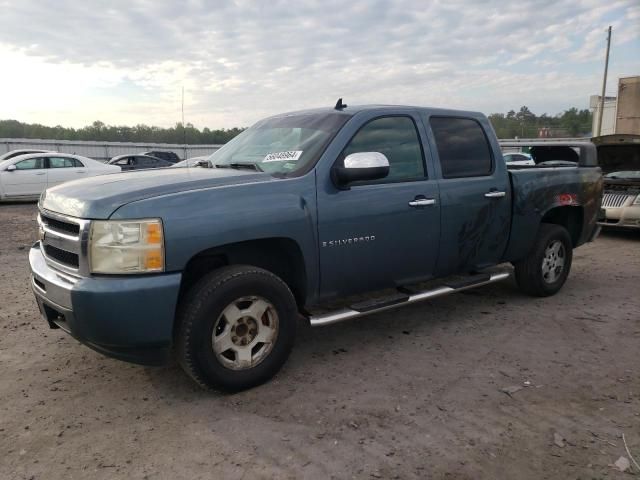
[137,157,158,169]
[426,116,511,275]
[46,156,86,187]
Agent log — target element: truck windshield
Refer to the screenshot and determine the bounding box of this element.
[207,112,350,176]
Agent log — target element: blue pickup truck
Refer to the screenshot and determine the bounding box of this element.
[29,103,603,390]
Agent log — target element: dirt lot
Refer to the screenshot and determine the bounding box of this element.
[0,202,639,480]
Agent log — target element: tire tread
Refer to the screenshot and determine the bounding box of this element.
[175,265,296,390]
[514,223,573,297]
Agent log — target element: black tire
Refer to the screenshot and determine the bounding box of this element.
[176,265,298,391]
[514,223,573,297]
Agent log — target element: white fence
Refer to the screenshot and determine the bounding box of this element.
[499,137,587,153]
[0,138,223,162]
[2,136,590,160]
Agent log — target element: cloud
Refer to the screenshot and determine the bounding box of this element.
[0,0,638,128]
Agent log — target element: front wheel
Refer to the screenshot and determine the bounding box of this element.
[514,224,573,297]
[176,265,298,391]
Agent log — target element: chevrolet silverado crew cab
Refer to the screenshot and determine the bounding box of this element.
[29,103,603,391]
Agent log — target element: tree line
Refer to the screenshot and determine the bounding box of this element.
[0,120,244,145]
[488,106,592,138]
[0,106,592,144]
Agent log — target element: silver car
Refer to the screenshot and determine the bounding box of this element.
[600,170,640,229]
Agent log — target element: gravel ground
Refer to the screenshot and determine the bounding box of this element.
[1,202,639,480]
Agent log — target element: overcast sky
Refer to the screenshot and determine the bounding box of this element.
[1,0,638,129]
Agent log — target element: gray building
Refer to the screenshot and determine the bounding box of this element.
[591,75,640,136]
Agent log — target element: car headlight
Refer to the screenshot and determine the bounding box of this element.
[89,219,164,274]
[634,194,640,205]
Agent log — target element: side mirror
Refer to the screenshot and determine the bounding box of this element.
[195,160,212,168]
[332,152,390,186]
[5,164,16,172]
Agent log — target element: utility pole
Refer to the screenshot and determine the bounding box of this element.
[596,26,612,137]
[181,86,187,159]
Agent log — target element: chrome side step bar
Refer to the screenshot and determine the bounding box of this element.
[308,271,511,327]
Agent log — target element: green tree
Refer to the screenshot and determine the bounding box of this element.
[0,119,246,144]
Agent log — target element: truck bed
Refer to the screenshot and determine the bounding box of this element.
[504,165,603,262]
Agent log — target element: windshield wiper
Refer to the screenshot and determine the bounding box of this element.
[215,162,263,172]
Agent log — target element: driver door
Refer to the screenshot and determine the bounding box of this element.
[317,114,440,298]
[2,157,47,198]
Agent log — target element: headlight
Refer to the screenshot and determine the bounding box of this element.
[89,219,164,274]
[634,194,640,205]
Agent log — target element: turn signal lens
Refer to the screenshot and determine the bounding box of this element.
[144,250,163,270]
[146,222,162,244]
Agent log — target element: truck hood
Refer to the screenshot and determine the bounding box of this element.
[40,167,273,219]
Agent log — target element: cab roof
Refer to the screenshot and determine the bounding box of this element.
[268,104,486,120]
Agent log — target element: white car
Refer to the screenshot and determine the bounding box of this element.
[503,152,535,166]
[0,149,54,162]
[0,153,121,202]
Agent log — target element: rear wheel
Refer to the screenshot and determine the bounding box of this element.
[514,223,573,297]
[176,265,298,391]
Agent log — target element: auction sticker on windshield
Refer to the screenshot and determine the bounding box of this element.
[263,151,303,162]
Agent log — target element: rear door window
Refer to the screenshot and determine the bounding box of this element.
[429,117,493,178]
[48,157,78,168]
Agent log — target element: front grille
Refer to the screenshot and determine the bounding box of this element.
[38,209,89,275]
[41,214,80,236]
[44,244,79,268]
[602,193,632,208]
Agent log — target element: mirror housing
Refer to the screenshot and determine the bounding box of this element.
[5,164,16,172]
[332,152,390,186]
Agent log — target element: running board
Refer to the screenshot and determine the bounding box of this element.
[308,270,511,327]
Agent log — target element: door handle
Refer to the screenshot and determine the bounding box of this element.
[409,198,436,207]
[35,172,46,176]
[484,191,506,198]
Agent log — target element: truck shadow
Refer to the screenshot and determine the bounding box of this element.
[0,200,38,205]
[599,228,640,241]
[142,278,531,398]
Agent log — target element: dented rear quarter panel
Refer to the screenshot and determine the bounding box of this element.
[503,166,603,262]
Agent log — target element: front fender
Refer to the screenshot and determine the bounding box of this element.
[110,173,319,299]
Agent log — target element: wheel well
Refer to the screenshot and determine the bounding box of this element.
[179,238,307,307]
[541,206,583,246]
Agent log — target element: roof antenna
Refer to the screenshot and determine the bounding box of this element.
[334,98,347,110]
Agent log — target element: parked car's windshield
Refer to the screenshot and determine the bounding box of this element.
[208,112,350,176]
[605,171,640,179]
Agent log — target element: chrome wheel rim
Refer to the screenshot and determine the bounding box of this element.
[542,240,565,284]
[212,296,279,370]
